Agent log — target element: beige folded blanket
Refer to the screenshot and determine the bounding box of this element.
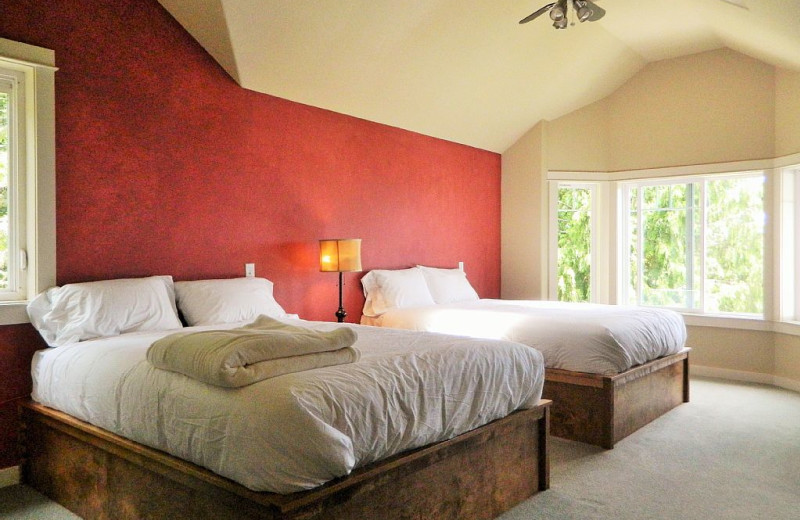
[147,315,359,388]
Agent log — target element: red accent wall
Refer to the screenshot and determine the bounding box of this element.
[0,0,500,469]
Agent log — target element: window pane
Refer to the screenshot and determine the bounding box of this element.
[0,91,8,290]
[638,183,699,308]
[704,176,764,314]
[557,186,591,302]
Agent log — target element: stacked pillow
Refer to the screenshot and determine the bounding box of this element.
[174,277,289,326]
[361,265,479,317]
[28,276,291,347]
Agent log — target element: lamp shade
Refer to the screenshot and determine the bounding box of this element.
[319,239,362,272]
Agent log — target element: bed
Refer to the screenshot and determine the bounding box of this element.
[359,266,691,448]
[20,275,551,520]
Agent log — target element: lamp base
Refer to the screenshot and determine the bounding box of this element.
[336,271,347,323]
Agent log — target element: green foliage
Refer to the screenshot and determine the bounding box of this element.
[557,187,591,302]
[635,184,697,308]
[704,177,764,313]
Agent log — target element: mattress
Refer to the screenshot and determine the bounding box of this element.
[31,318,544,494]
[361,299,687,375]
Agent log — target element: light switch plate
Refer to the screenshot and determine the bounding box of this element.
[245,263,255,277]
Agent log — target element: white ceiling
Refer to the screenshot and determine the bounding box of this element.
[157,0,800,153]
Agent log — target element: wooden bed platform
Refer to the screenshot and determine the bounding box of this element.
[543,348,690,449]
[19,399,551,520]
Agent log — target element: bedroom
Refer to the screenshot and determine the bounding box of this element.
[0,0,799,518]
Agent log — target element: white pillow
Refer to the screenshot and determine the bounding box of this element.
[175,277,289,326]
[417,265,479,304]
[361,268,435,317]
[27,276,182,347]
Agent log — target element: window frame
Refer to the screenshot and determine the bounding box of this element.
[779,165,800,322]
[0,38,56,325]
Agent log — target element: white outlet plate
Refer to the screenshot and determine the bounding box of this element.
[245,263,255,277]
[458,261,464,272]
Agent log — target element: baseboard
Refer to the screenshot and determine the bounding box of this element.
[774,375,800,394]
[692,365,800,393]
[0,465,20,488]
[692,365,775,384]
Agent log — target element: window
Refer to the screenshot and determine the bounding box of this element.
[620,172,765,316]
[553,183,596,302]
[0,38,56,324]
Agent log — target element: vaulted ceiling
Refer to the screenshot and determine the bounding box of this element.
[157,0,800,152]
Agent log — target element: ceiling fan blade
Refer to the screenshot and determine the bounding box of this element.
[586,1,606,21]
[519,2,556,24]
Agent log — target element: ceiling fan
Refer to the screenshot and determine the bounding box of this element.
[519,0,605,29]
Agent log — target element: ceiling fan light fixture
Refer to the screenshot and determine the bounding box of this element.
[519,0,605,29]
[549,0,567,21]
[574,0,593,22]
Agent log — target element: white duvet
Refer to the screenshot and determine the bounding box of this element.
[31,318,544,494]
[361,300,687,375]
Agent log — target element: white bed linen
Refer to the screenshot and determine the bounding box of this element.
[361,300,687,375]
[31,318,544,494]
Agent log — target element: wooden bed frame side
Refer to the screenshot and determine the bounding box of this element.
[19,400,551,520]
[543,348,690,449]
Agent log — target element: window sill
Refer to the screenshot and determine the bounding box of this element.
[0,301,30,326]
[774,321,800,336]
[682,312,800,337]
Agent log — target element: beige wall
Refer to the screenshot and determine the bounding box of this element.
[686,326,775,375]
[606,49,775,171]
[775,333,800,386]
[545,99,609,172]
[546,48,779,173]
[775,67,800,157]
[502,47,800,391]
[501,122,547,299]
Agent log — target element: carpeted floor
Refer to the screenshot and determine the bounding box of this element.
[1,377,798,520]
[499,376,800,520]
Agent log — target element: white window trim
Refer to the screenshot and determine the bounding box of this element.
[0,38,56,325]
[777,165,800,322]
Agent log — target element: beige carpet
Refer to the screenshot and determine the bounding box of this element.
[1,377,798,520]
[500,377,800,519]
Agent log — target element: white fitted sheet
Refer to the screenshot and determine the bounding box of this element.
[361,300,687,375]
[31,318,544,494]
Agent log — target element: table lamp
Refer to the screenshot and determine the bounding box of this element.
[319,238,362,322]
